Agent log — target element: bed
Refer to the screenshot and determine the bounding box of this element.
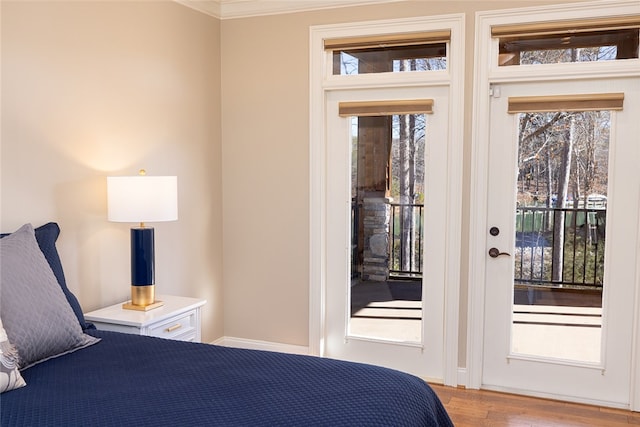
[0,223,452,426]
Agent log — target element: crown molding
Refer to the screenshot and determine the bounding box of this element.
[174,0,222,18]
[175,0,400,20]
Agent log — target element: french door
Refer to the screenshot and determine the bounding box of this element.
[482,77,640,407]
[324,86,449,381]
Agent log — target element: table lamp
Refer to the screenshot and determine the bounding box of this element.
[107,170,178,311]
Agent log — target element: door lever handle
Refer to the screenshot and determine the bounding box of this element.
[488,247,511,258]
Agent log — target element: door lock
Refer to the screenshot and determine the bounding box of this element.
[488,247,511,258]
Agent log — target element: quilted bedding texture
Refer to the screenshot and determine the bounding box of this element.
[2,330,452,426]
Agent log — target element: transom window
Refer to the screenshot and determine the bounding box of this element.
[325,31,449,75]
[494,17,640,66]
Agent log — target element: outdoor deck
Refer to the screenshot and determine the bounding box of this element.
[350,280,422,342]
[350,279,602,362]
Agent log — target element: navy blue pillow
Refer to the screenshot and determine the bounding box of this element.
[1,223,92,331]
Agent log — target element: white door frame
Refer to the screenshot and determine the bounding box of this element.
[309,14,465,386]
[468,0,640,409]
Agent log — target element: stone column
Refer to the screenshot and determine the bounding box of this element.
[362,197,391,281]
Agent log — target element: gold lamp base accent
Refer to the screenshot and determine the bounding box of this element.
[122,285,164,311]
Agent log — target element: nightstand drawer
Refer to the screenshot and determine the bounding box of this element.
[148,311,196,340]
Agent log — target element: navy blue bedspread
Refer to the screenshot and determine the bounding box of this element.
[1,330,452,426]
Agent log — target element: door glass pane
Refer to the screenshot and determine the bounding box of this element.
[512,110,609,363]
[349,113,426,343]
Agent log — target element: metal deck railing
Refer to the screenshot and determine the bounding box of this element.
[515,206,606,289]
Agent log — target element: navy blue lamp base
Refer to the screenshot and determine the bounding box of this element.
[123,227,163,310]
[131,227,154,285]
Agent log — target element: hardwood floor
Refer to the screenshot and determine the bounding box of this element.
[429,384,640,426]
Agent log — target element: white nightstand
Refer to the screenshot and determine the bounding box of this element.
[84,295,206,343]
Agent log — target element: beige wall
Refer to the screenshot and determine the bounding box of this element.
[220,0,589,357]
[1,1,223,342]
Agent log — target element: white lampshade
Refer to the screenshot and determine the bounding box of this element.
[107,175,178,223]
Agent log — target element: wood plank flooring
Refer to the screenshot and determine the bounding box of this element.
[429,384,640,426]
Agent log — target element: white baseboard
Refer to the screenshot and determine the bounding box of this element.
[457,367,468,387]
[212,336,310,355]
